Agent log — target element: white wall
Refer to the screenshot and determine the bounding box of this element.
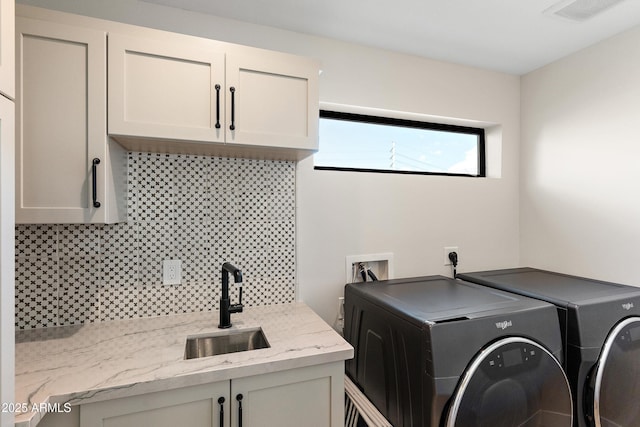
[297,51,520,323]
[521,26,640,286]
[18,0,522,324]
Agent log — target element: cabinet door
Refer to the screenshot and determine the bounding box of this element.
[230,362,343,427]
[16,18,124,224]
[225,49,319,151]
[108,33,225,143]
[80,381,230,427]
[0,0,14,99]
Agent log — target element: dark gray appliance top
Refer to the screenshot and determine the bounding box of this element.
[459,267,640,307]
[345,275,551,324]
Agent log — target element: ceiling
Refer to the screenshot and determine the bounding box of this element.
[141,0,640,75]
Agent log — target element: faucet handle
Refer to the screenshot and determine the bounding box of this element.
[229,286,244,314]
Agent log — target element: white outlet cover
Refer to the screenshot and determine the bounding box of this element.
[444,247,459,266]
[163,259,182,285]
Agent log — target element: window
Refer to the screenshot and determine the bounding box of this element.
[314,110,486,177]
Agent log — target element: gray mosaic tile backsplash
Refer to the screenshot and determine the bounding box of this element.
[15,153,296,329]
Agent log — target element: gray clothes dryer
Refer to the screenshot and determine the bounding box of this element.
[344,275,573,427]
[459,267,640,427]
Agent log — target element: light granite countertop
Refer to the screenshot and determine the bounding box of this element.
[14,302,353,427]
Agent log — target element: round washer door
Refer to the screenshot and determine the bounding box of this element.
[588,316,640,427]
[446,337,573,427]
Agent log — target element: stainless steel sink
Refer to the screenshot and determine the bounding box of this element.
[184,328,269,359]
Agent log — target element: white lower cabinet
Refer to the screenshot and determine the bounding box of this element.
[75,362,343,427]
[230,362,343,427]
[80,380,230,427]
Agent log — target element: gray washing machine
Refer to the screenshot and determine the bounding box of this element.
[344,275,573,427]
[459,267,640,427]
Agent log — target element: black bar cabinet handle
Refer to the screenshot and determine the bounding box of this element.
[218,396,225,427]
[92,158,101,208]
[229,87,236,131]
[215,84,221,129]
[236,393,243,427]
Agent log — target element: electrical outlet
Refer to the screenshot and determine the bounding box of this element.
[444,247,459,265]
[163,259,181,285]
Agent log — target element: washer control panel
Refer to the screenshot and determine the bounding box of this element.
[615,321,640,351]
[483,342,542,376]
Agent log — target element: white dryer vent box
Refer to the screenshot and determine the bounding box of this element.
[544,0,628,22]
[345,253,394,284]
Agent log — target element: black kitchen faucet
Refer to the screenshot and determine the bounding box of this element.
[219,262,244,328]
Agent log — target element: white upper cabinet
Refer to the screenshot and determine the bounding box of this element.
[226,50,319,151]
[108,34,225,144]
[14,6,319,224]
[0,0,14,100]
[16,18,127,224]
[108,32,319,157]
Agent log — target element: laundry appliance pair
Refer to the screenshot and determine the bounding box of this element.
[460,267,640,427]
[345,269,640,427]
[344,275,574,427]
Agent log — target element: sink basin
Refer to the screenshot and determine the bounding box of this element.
[184,328,270,359]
